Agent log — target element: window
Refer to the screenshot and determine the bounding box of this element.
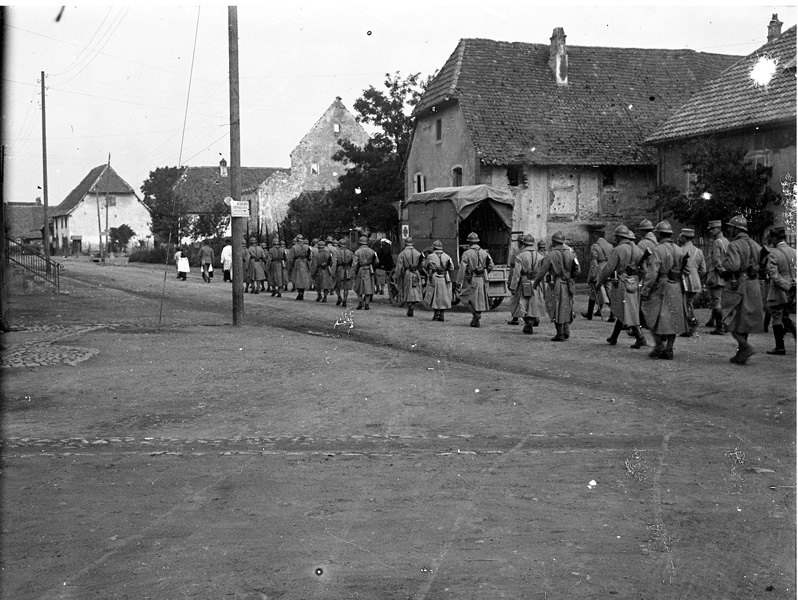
[452,166,463,187]
[507,165,524,187]
[435,119,442,142]
[601,166,616,187]
[414,173,426,194]
[333,123,340,133]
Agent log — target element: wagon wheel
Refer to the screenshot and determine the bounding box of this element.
[489,297,504,310]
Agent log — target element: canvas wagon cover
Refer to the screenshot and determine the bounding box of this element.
[403,185,515,229]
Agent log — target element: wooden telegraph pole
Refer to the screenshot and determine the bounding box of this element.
[228,6,244,325]
[40,71,52,272]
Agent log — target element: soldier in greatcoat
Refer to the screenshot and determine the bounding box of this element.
[508,234,547,334]
[765,225,797,355]
[456,232,494,328]
[246,237,267,294]
[424,240,454,322]
[532,231,580,341]
[720,215,764,364]
[267,237,284,297]
[596,225,647,349]
[506,235,526,325]
[334,238,355,308]
[395,237,425,317]
[310,239,336,303]
[286,235,312,300]
[677,228,707,337]
[353,236,379,310]
[582,235,614,321]
[705,219,729,334]
[640,221,689,360]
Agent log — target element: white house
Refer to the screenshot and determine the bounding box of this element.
[51,163,152,254]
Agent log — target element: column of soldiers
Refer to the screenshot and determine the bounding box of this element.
[234,217,794,363]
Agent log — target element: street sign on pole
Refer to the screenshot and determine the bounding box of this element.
[230,200,249,218]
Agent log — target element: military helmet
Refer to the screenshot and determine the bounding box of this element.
[638,219,654,230]
[551,231,565,244]
[654,221,673,234]
[726,215,748,231]
[432,240,443,250]
[521,234,536,246]
[613,224,633,239]
[467,232,480,243]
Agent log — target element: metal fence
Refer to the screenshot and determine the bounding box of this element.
[5,239,61,291]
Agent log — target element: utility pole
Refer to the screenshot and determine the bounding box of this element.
[40,71,52,272]
[228,6,244,325]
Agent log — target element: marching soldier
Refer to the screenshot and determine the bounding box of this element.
[395,237,424,317]
[508,234,547,334]
[720,215,764,364]
[456,232,494,328]
[677,228,707,337]
[582,234,614,321]
[595,225,648,348]
[353,236,379,310]
[424,240,454,321]
[765,225,797,355]
[310,239,336,303]
[267,237,284,297]
[532,231,580,341]
[334,238,355,308]
[286,235,312,300]
[640,221,689,360]
[705,219,729,334]
[506,235,526,326]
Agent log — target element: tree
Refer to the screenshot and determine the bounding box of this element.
[327,71,431,234]
[141,166,189,244]
[109,224,136,253]
[651,138,778,239]
[188,199,230,242]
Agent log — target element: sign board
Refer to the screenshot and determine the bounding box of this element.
[230,200,250,218]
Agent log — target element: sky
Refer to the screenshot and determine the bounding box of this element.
[2,2,796,208]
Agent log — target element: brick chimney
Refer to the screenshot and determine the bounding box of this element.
[768,14,783,43]
[549,27,568,86]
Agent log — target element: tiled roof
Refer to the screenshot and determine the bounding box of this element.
[4,202,45,239]
[52,164,137,217]
[646,26,796,143]
[174,166,288,213]
[414,38,741,166]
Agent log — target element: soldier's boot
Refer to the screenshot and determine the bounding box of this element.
[407,303,414,317]
[522,317,534,334]
[563,322,571,340]
[630,327,648,349]
[607,320,623,345]
[551,323,565,342]
[709,309,726,335]
[763,311,771,333]
[767,324,786,355]
[581,299,595,320]
[470,312,481,328]
[784,316,797,338]
[680,318,697,337]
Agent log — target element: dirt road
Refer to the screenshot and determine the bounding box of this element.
[2,258,795,599]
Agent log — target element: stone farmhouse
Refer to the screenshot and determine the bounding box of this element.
[50,163,152,255]
[406,28,742,246]
[256,96,369,239]
[645,16,796,230]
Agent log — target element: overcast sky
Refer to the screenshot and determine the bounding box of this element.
[3,2,795,207]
